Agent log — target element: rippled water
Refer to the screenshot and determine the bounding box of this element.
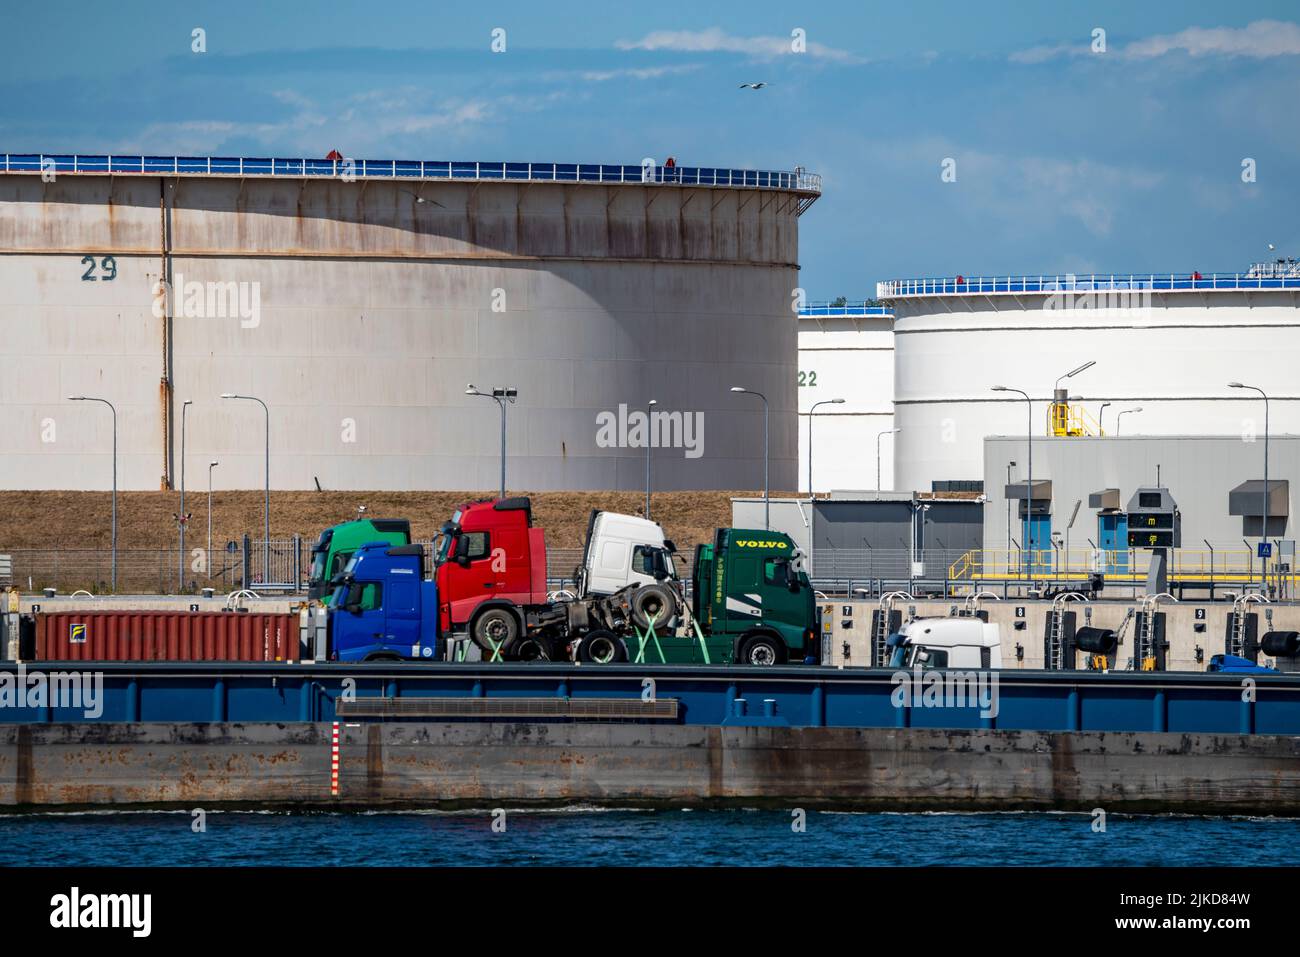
[0,809,1296,866]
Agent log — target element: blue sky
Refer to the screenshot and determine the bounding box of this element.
[3,0,1298,295]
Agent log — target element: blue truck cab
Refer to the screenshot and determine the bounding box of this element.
[328,542,441,662]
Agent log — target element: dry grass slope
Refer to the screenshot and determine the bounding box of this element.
[0,489,800,551]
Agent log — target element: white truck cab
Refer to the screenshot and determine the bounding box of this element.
[887,617,1003,670]
[576,511,678,598]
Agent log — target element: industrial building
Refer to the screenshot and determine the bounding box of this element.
[0,153,820,492]
[733,492,982,581]
[983,433,1293,578]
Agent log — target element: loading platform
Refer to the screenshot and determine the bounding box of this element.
[2,661,1298,736]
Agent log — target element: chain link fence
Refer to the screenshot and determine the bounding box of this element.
[5,536,302,595]
[5,540,958,597]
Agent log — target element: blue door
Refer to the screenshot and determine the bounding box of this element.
[384,576,422,657]
[1098,514,1129,574]
[1023,513,1052,575]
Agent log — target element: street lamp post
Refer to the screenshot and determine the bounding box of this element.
[730,387,769,529]
[1115,407,1143,435]
[642,397,660,520]
[220,393,269,585]
[808,398,844,498]
[642,400,660,520]
[1006,460,1017,555]
[68,395,117,592]
[876,427,901,498]
[992,386,1033,570]
[207,460,219,580]
[466,384,517,499]
[178,399,192,592]
[1098,402,1112,434]
[1229,382,1270,590]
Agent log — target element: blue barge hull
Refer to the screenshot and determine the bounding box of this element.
[3,662,1299,736]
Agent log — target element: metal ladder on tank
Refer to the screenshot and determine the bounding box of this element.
[871,607,892,667]
[1045,594,1082,670]
[1227,593,1266,658]
[1133,594,1175,671]
[1045,610,1066,670]
[874,592,912,667]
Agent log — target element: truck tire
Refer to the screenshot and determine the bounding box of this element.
[472,607,520,657]
[739,631,786,666]
[506,639,548,660]
[576,629,628,664]
[630,583,678,631]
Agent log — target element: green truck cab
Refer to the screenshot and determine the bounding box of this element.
[307,518,412,602]
[690,528,818,665]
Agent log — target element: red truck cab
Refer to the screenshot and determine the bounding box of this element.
[434,497,549,638]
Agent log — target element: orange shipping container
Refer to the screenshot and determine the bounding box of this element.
[35,611,301,662]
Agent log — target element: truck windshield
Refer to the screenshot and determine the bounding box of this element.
[433,515,460,566]
[309,548,328,584]
[330,553,361,607]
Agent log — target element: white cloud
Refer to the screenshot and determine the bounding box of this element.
[1011,19,1300,63]
[616,27,858,62]
[860,137,1165,239]
[1010,42,1088,65]
[114,89,504,156]
[579,64,700,82]
[1122,19,1300,58]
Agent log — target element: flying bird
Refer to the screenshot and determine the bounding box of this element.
[739,82,767,90]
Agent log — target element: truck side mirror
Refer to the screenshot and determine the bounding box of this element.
[454,536,471,566]
[345,602,362,614]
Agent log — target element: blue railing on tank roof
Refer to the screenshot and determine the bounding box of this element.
[0,152,822,194]
[800,301,893,317]
[878,272,1300,298]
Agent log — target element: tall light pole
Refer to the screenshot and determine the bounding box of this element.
[807,398,844,498]
[68,395,117,592]
[178,398,192,592]
[1230,382,1270,589]
[875,427,901,498]
[731,387,769,529]
[466,384,517,499]
[644,398,658,519]
[207,460,219,581]
[221,393,269,585]
[1115,407,1143,435]
[1055,360,1096,392]
[1006,460,1017,554]
[1098,401,1112,434]
[992,386,1033,568]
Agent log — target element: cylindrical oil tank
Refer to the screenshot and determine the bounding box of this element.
[880,273,1300,491]
[0,157,820,492]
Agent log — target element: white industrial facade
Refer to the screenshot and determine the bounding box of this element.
[0,155,820,492]
[796,305,895,494]
[879,273,1300,492]
[983,433,1295,572]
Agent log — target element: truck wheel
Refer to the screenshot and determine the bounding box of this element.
[739,632,786,666]
[512,636,552,661]
[577,629,628,664]
[630,583,678,631]
[472,607,520,656]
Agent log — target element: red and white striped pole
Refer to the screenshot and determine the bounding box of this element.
[330,721,340,797]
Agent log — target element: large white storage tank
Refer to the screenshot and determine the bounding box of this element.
[879,269,1300,491]
[796,302,895,493]
[0,153,821,492]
